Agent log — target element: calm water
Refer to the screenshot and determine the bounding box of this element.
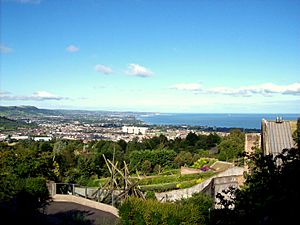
[138,113,300,129]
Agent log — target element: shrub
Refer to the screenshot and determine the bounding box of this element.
[191,157,217,169]
[140,182,178,192]
[145,191,156,200]
[119,196,210,225]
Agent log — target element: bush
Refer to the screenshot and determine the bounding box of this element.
[119,196,210,225]
[14,177,50,216]
[191,158,217,169]
[176,180,197,189]
[145,191,156,200]
[140,182,178,192]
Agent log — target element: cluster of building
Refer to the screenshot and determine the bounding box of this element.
[0,119,228,143]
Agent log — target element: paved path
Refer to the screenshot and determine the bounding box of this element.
[45,201,120,225]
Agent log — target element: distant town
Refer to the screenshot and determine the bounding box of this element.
[0,106,246,143]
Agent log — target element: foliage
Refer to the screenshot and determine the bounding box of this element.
[137,171,215,186]
[129,149,177,172]
[141,160,152,175]
[191,157,217,169]
[139,171,215,192]
[140,182,178,192]
[213,147,300,225]
[293,117,300,147]
[119,196,211,225]
[174,151,193,167]
[0,116,36,130]
[217,129,245,162]
[145,191,156,200]
[177,192,213,224]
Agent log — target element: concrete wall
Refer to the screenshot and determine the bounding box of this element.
[245,133,261,154]
[155,167,245,206]
[52,194,119,218]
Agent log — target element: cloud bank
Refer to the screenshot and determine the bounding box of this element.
[171,82,300,96]
[0,91,66,101]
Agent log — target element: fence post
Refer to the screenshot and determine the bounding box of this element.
[85,187,87,198]
[52,183,56,196]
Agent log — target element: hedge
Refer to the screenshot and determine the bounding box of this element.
[119,196,209,225]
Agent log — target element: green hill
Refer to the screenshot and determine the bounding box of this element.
[0,116,36,130]
[0,105,61,118]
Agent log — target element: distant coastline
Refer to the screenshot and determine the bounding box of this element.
[137,113,300,130]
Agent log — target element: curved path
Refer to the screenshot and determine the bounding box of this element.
[45,194,119,225]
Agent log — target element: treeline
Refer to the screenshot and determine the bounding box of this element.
[0,116,36,130]
[0,129,245,186]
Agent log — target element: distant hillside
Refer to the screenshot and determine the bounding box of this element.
[0,105,61,118]
[0,116,36,130]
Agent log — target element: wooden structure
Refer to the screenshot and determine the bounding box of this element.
[91,154,145,206]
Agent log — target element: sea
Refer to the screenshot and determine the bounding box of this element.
[137,113,300,130]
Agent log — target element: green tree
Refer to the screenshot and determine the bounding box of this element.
[174,151,193,167]
[213,147,300,225]
[218,129,244,162]
[141,160,152,175]
[293,118,300,147]
[186,132,199,146]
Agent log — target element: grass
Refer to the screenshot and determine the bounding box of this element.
[89,170,216,192]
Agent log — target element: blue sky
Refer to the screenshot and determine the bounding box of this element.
[1,0,300,113]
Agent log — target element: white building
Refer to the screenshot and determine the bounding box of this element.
[10,135,29,140]
[33,136,52,141]
[122,126,148,135]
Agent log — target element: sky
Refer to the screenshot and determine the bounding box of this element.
[0,0,300,113]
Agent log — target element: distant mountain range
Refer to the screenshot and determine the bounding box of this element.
[0,105,149,125]
[0,105,152,117]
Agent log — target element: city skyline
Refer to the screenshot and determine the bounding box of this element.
[1,0,300,113]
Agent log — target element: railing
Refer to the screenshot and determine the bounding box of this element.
[50,182,121,206]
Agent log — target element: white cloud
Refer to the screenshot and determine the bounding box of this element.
[171,83,202,91]
[127,64,153,77]
[0,44,13,53]
[282,83,300,95]
[208,83,300,96]
[32,91,64,100]
[207,86,254,97]
[66,45,79,53]
[0,91,65,101]
[95,64,113,75]
[172,82,300,97]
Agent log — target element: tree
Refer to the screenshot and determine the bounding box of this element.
[213,147,300,225]
[174,151,193,167]
[141,160,152,175]
[186,132,199,146]
[293,117,300,147]
[218,129,244,162]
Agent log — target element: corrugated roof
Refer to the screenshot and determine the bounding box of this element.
[263,120,295,156]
